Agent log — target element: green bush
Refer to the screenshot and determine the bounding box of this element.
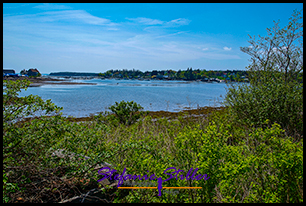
[108,100,146,125]
[171,110,303,203]
[109,108,303,203]
[3,80,64,202]
[3,172,19,203]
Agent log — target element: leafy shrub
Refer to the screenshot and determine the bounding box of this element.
[3,80,112,202]
[108,100,147,125]
[3,80,65,202]
[107,107,302,203]
[172,110,303,203]
[3,79,62,124]
[3,172,19,203]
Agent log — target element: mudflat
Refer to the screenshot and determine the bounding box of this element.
[3,76,97,87]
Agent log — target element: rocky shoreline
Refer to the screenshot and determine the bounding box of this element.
[19,106,225,123]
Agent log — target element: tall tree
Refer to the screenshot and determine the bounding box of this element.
[225,10,303,138]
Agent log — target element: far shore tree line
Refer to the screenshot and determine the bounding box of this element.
[49,68,251,82]
[98,68,249,82]
[47,66,301,83]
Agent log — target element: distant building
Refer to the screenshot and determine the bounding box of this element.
[3,69,15,74]
[27,68,40,77]
[3,69,17,77]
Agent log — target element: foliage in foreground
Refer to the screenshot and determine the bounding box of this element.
[3,79,303,203]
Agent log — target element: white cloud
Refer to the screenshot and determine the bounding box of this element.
[202,48,209,51]
[223,46,232,51]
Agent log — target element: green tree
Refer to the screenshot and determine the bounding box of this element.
[20,69,27,76]
[179,70,185,79]
[105,70,112,77]
[235,73,241,82]
[3,80,62,125]
[224,10,303,139]
[3,80,62,162]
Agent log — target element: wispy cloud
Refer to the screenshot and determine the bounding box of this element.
[3,7,242,72]
[33,3,72,10]
[39,10,117,26]
[126,17,191,28]
[126,17,164,25]
[223,46,232,51]
[3,9,119,36]
[166,18,191,27]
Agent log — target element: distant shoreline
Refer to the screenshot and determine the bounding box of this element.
[4,75,249,85]
[48,70,249,83]
[47,76,245,83]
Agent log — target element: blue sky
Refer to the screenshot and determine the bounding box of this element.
[3,3,303,73]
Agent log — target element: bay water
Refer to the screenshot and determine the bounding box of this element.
[18,78,230,117]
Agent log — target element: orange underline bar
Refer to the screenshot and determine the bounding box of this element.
[118,187,202,189]
[118,187,157,189]
[164,187,202,189]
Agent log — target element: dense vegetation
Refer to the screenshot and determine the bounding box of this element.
[99,68,248,81]
[49,72,99,76]
[3,10,303,203]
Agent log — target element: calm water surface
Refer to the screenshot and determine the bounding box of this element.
[19,79,229,117]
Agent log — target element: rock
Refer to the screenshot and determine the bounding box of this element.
[51,149,90,160]
[58,188,114,203]
[50,149,119,185]
[50,149,129,203]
